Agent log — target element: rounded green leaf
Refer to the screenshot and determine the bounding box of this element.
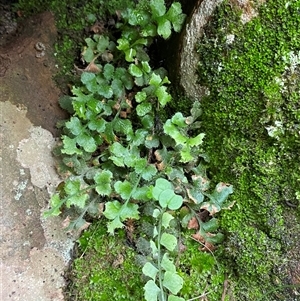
[150,0,166,17]
[137,102,152,117]
[135,91,147,103]
[103,200,122,220]
[163,271,183,295]
[77,134,97,153]
[152,178,172,200]
[162,212,174,229]
[129,64,143,77]
[160,232,177,251]
[158,189,174,208]
[157,18,172,39]
[168,295,185,301]
[144,280,160,301]
[142,262,158,280]
[161,253,176,272]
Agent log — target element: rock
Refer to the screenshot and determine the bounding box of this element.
[0,12,76,301]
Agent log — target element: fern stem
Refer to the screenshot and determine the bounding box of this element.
[157,208,166,301]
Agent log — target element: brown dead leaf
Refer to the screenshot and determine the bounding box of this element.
[200,203,219,215]
[78,221,91,233]
[154,149,162,162]
[185,116,194,125]
[191,233,216,252]
[187,217,199,230]
[90,21,105,33]
[101,51,114,62]
[216,182,231,192]
[98,203,104,216]
[62,216,71,229]
[84,61,101,73]
[120,111,127,118]
[186,188,199,204]
[156,161,165,171]
[112,254,124,267]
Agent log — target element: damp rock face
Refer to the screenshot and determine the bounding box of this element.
[0,12,75,301]
[169,0,262,100]
[177,0,223,100]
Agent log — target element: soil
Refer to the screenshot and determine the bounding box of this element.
[0,5,68,136]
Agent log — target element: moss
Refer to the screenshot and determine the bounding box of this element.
[66,220,144,300]
[178,236,225,300]
[196,0,300,299]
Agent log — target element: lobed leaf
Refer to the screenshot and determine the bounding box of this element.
[163,120,187,145]
[103,63,115,80]
[125,48,137,62]
[76,133,97,153]
[82,47,94,63]
[94,170,113,196]
[144,280,160,301]
[157,18,172,39]
[96,35,110,53]
[145,135,160,149]
[114,180,133,200]
[155,86,172,107]
[171,112,186,127]
[141,164,157,181]
[142,262,158,280]
[81,72,97,92]
[161,212,174,229]
[150,0,166,18]
[97,83,113,99]
[152,178,172,200]
[65,117,83,136]
[163,271,183,295]
[103,200,122,220]
[61,136,82,155]
[160,232,177,251]
[149,72,162,87]
[132,186,150,201]
[164,192,183,210]
[128,9,150,26]
[111,78,124,98]
[161,253,176,272]
[137,102,152,116]
[129,64,143,77]
[166,2,183,22]
[141,23,157,37]
[107,217,124,234]
[88,117,106,133]
[135,91,147,103]
[117,38,130,51]
[188,133,205,147]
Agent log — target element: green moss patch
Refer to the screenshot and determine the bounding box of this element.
[196,0,300,299]
[65,220,145,300]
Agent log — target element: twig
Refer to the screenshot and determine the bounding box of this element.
[221,276,229,301]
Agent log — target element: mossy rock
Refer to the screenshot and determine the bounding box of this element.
[65,220,145,300]
[194,0,300,299]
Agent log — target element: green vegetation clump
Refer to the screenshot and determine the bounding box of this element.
[66,220,144,300]
[15,0,136,80]
[41,0,236,300]
[197,0,300,299]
